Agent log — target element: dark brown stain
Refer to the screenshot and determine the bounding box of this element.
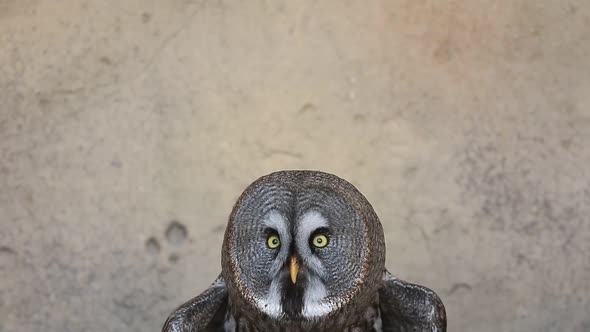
[142,12,152,24]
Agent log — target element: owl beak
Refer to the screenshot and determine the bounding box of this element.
[289,256,300,284]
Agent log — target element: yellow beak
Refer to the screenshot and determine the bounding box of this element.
[290,256,300,284]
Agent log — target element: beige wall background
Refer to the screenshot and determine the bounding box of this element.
[1,1,589,331]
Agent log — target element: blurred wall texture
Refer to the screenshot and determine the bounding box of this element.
[1,1,589,331]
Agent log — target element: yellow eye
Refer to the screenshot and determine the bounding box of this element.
[267,234,281,249]
[312,234,329,248]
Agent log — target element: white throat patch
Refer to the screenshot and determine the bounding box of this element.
[255,277,284,319]
[302,273,334,318]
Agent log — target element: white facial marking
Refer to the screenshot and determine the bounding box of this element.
[302,273,334,318]
[251,211,290,318]
[256,211,338,319]
[264,211,289,240]
[296,210,328,277]
[256,277,283,318]
[295,211,336,318]
[264,211,290,276]
[296,210,328,240]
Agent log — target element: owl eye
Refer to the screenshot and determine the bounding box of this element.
[311,234,329,248]
[267,234,281,249]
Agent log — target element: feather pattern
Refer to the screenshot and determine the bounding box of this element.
[162,271,446,332]
[162,171,446,332]
[379,271,447,332]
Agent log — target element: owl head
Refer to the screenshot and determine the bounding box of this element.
[221,171,386,324]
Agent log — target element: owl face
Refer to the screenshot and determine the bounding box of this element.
[222,171,385,321]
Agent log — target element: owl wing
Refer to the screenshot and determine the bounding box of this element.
[162,274,229,332]
[379,270,447,332]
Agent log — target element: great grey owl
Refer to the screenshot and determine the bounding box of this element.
[163,170,446,331]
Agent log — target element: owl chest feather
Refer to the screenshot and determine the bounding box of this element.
[223,302,382,332]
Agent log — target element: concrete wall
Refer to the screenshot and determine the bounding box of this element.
[1,1,589,331]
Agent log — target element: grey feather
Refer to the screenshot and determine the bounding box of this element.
[379,271,447,332]
[162,275,228,332]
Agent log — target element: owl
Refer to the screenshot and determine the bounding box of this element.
[163,171,446,331]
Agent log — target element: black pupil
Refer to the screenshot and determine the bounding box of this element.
[316,238,323,243]
[272,238,278,245]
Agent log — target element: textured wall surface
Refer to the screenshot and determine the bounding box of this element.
[1,1,589,331]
